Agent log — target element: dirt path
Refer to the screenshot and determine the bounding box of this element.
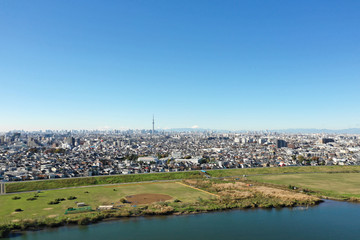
[176,182,219,197]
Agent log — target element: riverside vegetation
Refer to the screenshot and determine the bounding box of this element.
[248,172,360,201]
[0,177,321,238]
[6,165,360,193]
[2,165,360,238]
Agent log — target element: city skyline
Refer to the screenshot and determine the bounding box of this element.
[1,0,360,131]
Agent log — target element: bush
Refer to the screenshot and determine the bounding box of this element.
[67,196,77,200]
[55,198,66,202]
[48,200,60,205]
[77,217,91,225]
[14,208,23,212]
[0,226,11,238]
[27,197,37,201]
[174,199,181,202]
[12,196,21,200]
[120,198,128,203]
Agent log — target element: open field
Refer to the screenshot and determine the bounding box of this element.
[207,165,360,177]
[0,177,321,237]
[248,172,360,200]
[6,165,360,193]
[0,182,212,225]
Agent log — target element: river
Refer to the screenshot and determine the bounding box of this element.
[6,200,360,240]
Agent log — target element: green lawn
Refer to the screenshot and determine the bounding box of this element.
[207,165,360,177]
[0,182,211,224]
[249,172,360,199]
[6,166,360,193]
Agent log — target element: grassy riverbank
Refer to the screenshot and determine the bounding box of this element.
[2,166,360,238]
[0,182,211,225]
[248,172,360,200]
[0,178,320,238]
[6,165,360,193]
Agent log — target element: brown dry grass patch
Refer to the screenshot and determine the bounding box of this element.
[218,190,254,199]
[183,179,210,186]
[143,203,175,214]
[212,182,247,191]
[252,186,317,201]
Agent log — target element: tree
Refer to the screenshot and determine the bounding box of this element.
[297,155,304,161]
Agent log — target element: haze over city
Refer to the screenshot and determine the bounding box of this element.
[1,0,359,131]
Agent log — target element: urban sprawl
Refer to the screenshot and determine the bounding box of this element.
[0,130,359,182]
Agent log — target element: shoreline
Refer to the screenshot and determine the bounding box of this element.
[2,168,360,238]
[0,177,328,238]
[2,198,323,239]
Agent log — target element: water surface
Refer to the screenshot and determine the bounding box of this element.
[7,200,360,240]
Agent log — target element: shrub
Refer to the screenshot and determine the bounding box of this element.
[12,196,21,200]
[14,208,23,212]
[67,196,77,200]
[26,197,37,201]
[77,217,90,225]
[120,198,128,203]
[55,198,66,202]
[0,225,11,238]
[174,199,181,202]
[48,200,60,205]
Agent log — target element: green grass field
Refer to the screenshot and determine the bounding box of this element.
[207,165,360,177]
[6,165,360,193]
[249,172,360,199]
[0,182,212,224]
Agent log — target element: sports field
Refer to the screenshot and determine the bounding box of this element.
[0,182,212,224]
[249,172,360,199]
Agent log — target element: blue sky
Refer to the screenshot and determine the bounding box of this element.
[1,0,359,131]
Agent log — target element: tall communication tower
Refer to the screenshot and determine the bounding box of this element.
[152,115,155,135]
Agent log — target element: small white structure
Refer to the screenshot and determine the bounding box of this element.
[174,157,202,164]
[137,156,159,163]
[98,205,114,210]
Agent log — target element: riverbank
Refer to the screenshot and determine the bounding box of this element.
[0,178,321,238]
[4,166,360,238]
[6,165,360,193]
[248,172,360,201]
[6,200,360,240]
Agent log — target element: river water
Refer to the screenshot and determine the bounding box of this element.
[6,200,360,240]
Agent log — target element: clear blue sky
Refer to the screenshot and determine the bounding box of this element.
[1,0,359,131]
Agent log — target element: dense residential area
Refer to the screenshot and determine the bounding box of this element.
[0,130,359,182]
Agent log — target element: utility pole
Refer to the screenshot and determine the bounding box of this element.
[0,183,5,195]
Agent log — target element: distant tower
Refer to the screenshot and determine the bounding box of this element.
[152,115,155,135]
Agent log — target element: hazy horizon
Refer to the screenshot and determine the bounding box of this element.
[2,126,360,134]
